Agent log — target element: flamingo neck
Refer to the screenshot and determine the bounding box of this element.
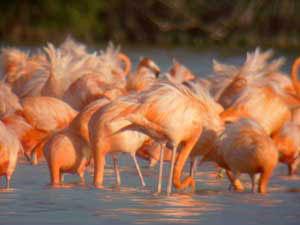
[291,57,300,97]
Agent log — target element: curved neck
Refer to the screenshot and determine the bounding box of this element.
[117,53,132,78]
[291,57,300,97]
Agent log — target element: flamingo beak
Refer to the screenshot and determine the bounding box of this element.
[148,60,160,78]
[155,69,160,78]
[184,72,195,81]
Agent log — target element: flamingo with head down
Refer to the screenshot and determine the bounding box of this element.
[44,58,163,186]
[272,122,300,175]
[133,60,199,168]
[62,44,132,110]
[42,56,165,186]
[209,49,291,136]
[43,98,110,186]
[0,47,49,98]
[0,121,22,188]
[199,118,278,193]
[2,96,77,165]
[270,58,300,175]
[114,81,222,194]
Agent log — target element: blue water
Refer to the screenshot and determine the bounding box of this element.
[0,156,299,225]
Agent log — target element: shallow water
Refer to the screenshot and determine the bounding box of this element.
[1,47,300,225]
[1,157,300,225]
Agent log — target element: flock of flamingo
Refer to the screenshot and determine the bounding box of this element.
[0,37,300,195]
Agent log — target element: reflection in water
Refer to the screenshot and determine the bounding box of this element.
[0,155,298,225]
[95,191,222,224]
[0,187,16,193]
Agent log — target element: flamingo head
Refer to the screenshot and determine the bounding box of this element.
[218,75,247,108]
[138,57,160,78]
[169,59,195,83]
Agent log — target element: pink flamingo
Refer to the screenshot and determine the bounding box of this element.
[201,118,278,193]
[114,81,222,194]
[0,121,22,188]
[43,98,112,186]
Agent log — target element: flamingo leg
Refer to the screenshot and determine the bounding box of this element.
[258,169,272,194]
[226,170,244,192]
[77,159,87,184]
[189,158,198,178]
[31,150,38,165]
[288,157,300,175]
[93,148,106,188]
[157,143,165,193]
[79,174,85,184]
[216,168,225,179]
[50,164,61,186]
[131,153,146,187]
[112,155,121,186]
[1,176,3,186]
[250,174,256,193]
[5,175,10,189]
[60,174,64,183]
[167,144,177,195]
[88,158,94,174]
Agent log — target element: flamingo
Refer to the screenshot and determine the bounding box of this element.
[199,50,294,186]
[1,37,130,102]
[43,98,113,186]
[2,96,78,164]
[62,57,163,175]
[210,49,291,136]
[210,49,300,109]
[133,60,197,167]
[173,79,225,178]
[21,96,77,163]
[89,94,151,188]
[0,47,29,84]
[287,58,300,124]
[126,57,160,93]
[0,121,22,188]
[201,118,278,193]
[41,41,131,99]
[214,54,300,175]
[268,58,300,175]
[43,129,91,186]
[0,82,22,118]
[2,114,47,162]
[0,47,49,98]
[220,85,291,135]
[62,43,131,110]
[212,49,285,108]
[165,59,195,84]
[272,122,300,175]
[62,74,126,111]
[44,56,161,186]
[114,81,222,194]
[135,140,173,167]
[251,57,300,107]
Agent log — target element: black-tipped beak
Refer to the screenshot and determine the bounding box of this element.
[155,69,160,78]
